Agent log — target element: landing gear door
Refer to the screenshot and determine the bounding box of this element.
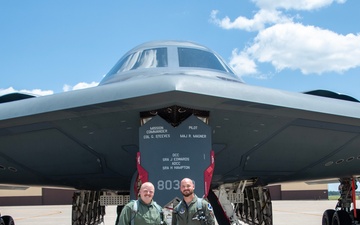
[139,115,212,206]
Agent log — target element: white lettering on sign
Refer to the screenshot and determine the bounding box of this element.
[180,133,207,139]
[192,134,206,138]
[173,157,189,161]
[157,180,180,190]
[161,153,190,170]
[155,134,170,138]
[188,126,198,130]
[174,166,190,169]
[146,129,168,134]
[143,126,170,139]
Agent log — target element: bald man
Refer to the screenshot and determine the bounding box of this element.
[118,182,165,225]
[172,178,215,225]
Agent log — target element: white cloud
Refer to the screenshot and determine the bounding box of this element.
[240,23,360,74]
[212,0,357,77]
[0,87,53,96]
[62,84,72,92]
[211,0,346,32]
[0,87,17,96]
[1,81,98,97]
[229,49,258,76]
[210,9,292,32]
[63,81,99,92]
[252,0,346,11]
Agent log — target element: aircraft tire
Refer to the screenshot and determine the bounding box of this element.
[322,209,335,225]
[350,209,360,222]
[1,216,14,225]
[332,210,351,225]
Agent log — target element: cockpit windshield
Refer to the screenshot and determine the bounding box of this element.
[107,47,168,75]
[178,47,234,74]
[102,42,238,84]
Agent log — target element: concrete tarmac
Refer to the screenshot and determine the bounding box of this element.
[0,200,351,225]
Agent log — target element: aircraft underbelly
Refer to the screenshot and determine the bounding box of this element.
[1,77,360,189]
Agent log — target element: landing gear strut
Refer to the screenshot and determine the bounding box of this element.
[72,190,105,225]
[236,186,272,225]
[210,183,272,225]
[322,177,358,225]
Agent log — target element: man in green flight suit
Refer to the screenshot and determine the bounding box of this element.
[172,178,215,225]
[118,182,165,225]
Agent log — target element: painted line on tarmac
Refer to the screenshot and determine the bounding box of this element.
[11,210,64,221]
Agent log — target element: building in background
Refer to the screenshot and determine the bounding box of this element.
[0,186,73,206]
[268,182,328,200]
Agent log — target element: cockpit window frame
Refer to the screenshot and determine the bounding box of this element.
[106,47,168,77]
[100,42,241,85]
[177,47,235,75]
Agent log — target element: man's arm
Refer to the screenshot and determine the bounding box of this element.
[203,200,215,225]
[171,211,177,225]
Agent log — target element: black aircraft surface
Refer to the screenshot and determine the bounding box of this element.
[1,40,360,225]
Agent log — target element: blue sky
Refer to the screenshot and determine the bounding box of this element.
[0,1,359,190]
[1,0,359,98]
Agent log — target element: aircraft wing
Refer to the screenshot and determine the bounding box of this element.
[1,74,360,190]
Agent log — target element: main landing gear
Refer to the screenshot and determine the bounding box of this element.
[0,214,15,225]
[72,190,105,225]
[322,177,359,225]
[208,181,273,225]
